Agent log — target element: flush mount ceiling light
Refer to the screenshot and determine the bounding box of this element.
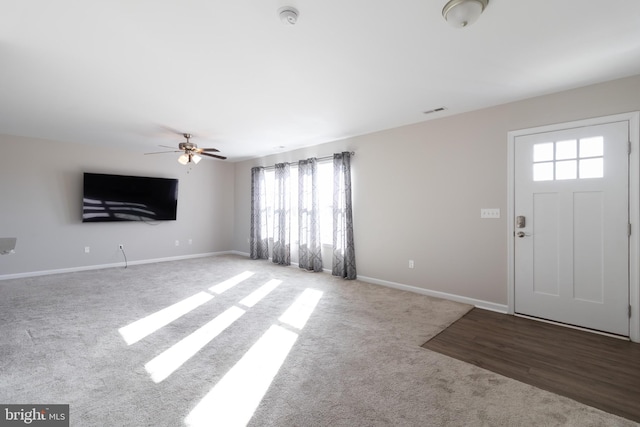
[442,0,488,28]
[278,6,299,25]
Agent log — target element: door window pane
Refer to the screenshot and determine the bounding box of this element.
[534,143,554,162]
[580,137,603,158]
[556,160,577,180]
[531,137,604,182]
[579,158,604,179]
[556,140,577,160]
[533,162,554,181]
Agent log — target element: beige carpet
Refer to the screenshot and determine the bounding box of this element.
[1,254,636,426]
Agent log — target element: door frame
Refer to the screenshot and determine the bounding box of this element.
[507,112,640,342]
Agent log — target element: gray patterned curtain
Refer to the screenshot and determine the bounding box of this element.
[298,158,323,272]
[272,163,291,265]
[332,152,356,279]
[250,167,269,260]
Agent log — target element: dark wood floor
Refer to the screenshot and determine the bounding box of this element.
[422,308,640,422]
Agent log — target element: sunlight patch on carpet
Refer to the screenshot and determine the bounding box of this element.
[279,288,323,330]
[209,271,255,294]
[118,292,213,345]
[184,288,323,427]
[143,277,288,383]
[184,324,298,427]
[239,279,282,308]
[145,306,245,383]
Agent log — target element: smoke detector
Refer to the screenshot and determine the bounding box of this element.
[278,6,299,25]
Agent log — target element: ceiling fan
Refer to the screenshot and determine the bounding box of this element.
[145,133,227,164]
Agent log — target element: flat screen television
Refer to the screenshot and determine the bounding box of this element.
[82,173,178,222]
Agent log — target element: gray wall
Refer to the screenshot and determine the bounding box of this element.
[2,75,639,306]
[0,135,235,276]
[233,75,640,306]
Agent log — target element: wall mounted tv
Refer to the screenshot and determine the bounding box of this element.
[82,173,178,222]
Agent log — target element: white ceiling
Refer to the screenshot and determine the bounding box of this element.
[1,1,640,161]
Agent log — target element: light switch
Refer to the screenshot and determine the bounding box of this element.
[480,208,500,219]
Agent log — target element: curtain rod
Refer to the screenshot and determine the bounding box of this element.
[260,151,355,171]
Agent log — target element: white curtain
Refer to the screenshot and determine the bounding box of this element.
[332,152,356,279]
[272,163,291,265]
[298,158,323,272]
[250,167,269,260]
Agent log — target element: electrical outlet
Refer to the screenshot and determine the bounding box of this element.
[188,239,193,245]
[409,260,414,269]
[84,246,90,254]
[119,244,124,250]
[175,240,180,247]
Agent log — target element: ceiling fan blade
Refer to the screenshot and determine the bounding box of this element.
[197,147,220,152]
[159,145,178,149]
[157,125,185,137]
[144,150,181,155]
[200,152,227,160]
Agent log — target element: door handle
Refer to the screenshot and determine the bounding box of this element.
[516,231,531,238]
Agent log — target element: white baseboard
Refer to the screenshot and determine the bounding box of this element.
[227,253,507,312]
[356,274,508,313]
[229,250,250,257]
[1,252,508,314]
[0,251,235,280]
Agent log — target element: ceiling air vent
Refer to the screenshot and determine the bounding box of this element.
[423,107,447,115]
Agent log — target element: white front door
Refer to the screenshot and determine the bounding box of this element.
[514,120,630,336]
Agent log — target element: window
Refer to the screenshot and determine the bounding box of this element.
[317,162,333,245]
[533,137,604,181]
[264,161,334,246]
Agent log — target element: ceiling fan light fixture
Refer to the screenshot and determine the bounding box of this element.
[178,153,189,165]
[442,0,488,28]
[146,132,225,164]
